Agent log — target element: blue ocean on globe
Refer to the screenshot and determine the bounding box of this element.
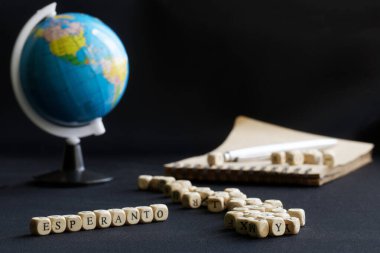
[20,13,129,126]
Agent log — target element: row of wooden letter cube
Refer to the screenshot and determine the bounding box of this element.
[138,175,305,238]
[30,204,168,236]
[272,149,335,167]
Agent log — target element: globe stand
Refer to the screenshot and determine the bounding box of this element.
[34,140,113,186]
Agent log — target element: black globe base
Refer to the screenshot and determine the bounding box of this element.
[33,141,113,186]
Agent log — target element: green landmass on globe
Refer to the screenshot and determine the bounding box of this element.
[20,13,129,126]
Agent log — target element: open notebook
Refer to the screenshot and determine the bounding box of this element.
[164,116,374,186]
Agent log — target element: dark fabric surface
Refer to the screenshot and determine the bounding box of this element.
[0,153,379,253]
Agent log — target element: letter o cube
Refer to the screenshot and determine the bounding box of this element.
[150,204,169,221]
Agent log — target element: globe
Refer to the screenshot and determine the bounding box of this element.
[19,12,129,126]
[10,3,129,185]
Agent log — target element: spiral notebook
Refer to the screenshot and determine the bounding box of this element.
[164,116,374,186]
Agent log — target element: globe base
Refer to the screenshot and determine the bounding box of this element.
[33,170,113,186]
[33,141,113,186]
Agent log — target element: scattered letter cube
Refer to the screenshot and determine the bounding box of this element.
[288,208,306,226]
[207,152,225,166]
[247,218,269,238]
[182,192,202,208]
[208,196,225,212]
[138,175,153,190]
[285,217,300,235]
[264,199,283,208]
[303,150,323,165]
[224,211,244,229]
[235,216,251,235]
[245,198,262,205]
[286,151,304,165]
[323,150,335,167]
[227,198,246,210]
[271,151,286,164]
[171,187,189,203]
[266,217,285,236]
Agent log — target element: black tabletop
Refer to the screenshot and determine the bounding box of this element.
[0,153,379,253]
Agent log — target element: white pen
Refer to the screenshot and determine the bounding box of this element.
[207,138,337,166]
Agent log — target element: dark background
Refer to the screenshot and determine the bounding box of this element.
[1,0,380,252]
[1,0,380,156]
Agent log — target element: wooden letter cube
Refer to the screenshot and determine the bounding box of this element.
[158,176,176,192]
[175,180,192,188]
[163,182,181,197]
[122,207,140,225]
[227,198,246,211]
[246,198,262,205]
[213,191,230,203]
[247,218,269,238]
[78,211,96,230]
[285,217,301,235]
[47,215,66,234]
[182,192,202,208]
[188,186,198,192]
[259,203,276,212]
[171,187,189,203]
[271,207,287,213]
[108,209,126,227]
[273,212,290,219]
[30,217,51,236]
[138,175,152,190]
[303,149,323,165]
[195,187,215,201]
[323,150,335,167]
[243,210,261,218]
[149,176,166,191]
[150,204,169,221]
[229,191,247,200]
[257,212,275,219]
[232,207,249,212]
[264,199,283,208]
[224,188,240,193]
[286,151,304,165]
[207,196,225,212]
[224,211,244,229]
[64,215,82,232]
[271,151,286,164]
[235,216,250,235]
[136,206,154,223]
[93,210,112,228]
[245,205,266,212]
[266,217,285,236]
[288,208,306,226]
[207,152,225,166]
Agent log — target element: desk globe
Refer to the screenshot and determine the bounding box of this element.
[10,3,129,185]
